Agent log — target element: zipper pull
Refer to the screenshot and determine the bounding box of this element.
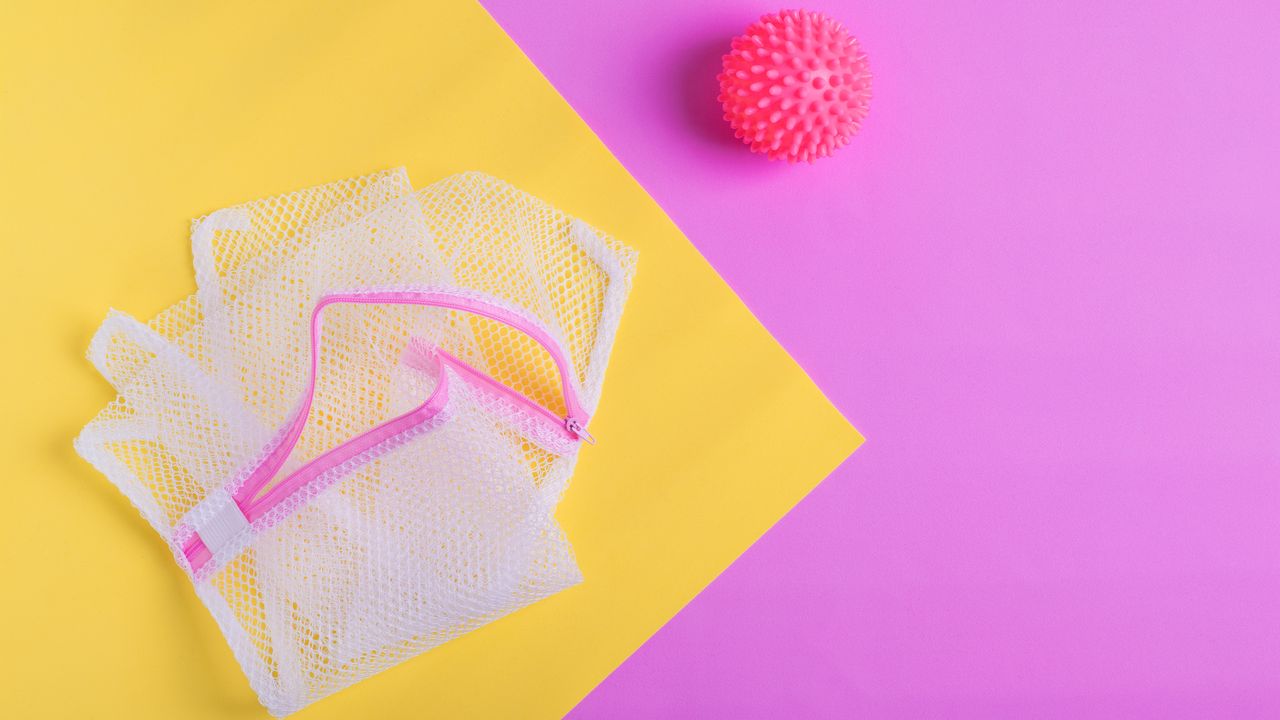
[565,417,596,445]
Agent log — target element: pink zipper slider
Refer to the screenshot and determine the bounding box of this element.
[565,417,595,445]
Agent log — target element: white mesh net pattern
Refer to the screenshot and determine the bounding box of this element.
[74,169,637,715]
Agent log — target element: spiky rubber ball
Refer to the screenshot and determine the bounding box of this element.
[718,9,872,163]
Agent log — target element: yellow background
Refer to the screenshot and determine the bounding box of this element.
[0,1,861,717]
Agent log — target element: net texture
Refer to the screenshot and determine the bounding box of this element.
[75,169,636,715]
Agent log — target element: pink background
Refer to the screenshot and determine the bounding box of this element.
[481,1,1280,716]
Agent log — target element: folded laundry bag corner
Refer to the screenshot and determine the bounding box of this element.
[74,168,637,716]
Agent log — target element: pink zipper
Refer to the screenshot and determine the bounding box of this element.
[179,288,591,577]
[237,289,589,507]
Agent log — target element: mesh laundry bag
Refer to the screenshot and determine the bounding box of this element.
[74,169,637,716]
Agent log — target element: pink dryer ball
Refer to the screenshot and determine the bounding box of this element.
[718,9,872,163]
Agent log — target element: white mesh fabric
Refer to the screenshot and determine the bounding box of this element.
[74,169,637,715]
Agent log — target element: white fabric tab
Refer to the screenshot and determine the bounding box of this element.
[189,489,251,557]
